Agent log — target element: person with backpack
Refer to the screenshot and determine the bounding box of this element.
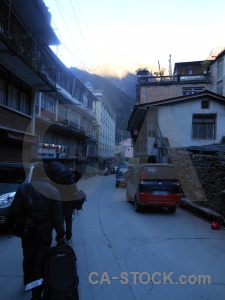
[47,162,85,244]
[7,163,65,300]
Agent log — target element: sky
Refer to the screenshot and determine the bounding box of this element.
[43,0,225,77]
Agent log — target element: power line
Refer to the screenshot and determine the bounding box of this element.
[48,1,95,73]
[49,1,106,80]
[46,0,134,97]
[54,1,81,59]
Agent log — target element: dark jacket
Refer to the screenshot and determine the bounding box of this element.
[10,181,65,239]
[57,183,78,208]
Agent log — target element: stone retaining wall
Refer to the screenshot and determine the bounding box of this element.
[169,148,225,217]
[190,152,225,216]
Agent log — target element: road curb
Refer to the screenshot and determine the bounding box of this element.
[180,198,225,227]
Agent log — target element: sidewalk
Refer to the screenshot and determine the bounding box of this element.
[180,198,225,227]
[0,229,32,300]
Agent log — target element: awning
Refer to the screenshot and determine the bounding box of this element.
[7,132,37,144]
[126,106,148,132]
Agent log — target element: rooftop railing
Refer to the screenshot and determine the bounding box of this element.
[137,73,210,85]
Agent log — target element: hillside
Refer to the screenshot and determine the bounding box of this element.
[70,67,136,143]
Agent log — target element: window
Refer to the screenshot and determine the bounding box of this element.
[217,80,223,95]
[182,87,204,95]
[217,58,224,78]
[8,76,20,110]
[192,114,216,140]
[83,94,88,107]
[80,116,85,130]
[20,84,30,114]
[41,94,56,113]
[201,100,210,109]
[58,103,67,118]
[75,88,81,101]
[70,110,79,125]
[0,67,7,106]
[88,98,93,110]
[68,80,73,95]
[0,71,31,114]
[0,79,6,105]
[8,84,19,110]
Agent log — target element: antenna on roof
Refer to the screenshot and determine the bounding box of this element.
[158,60,161,75]
[168,54,172,77]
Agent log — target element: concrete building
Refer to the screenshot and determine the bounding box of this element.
[128,91,225,163]
[209,49,225,96]
[85,83,116,171]
[128,50,225,164]
[0,0,99,174]
[136,60,211,104]
[0,0,59,162]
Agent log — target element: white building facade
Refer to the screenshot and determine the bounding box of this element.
[128,91,225,163]
[85,83,116,170]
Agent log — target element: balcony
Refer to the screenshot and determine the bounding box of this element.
[68,120,79,130]
[56,117,69,127]
[0,0,57,91]
[80,126,85,134]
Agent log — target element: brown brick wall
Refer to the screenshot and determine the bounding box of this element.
[0,106,32,133]
[40,107,56,122]
[140,83,209,103]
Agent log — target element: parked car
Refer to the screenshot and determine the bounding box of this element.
[124,163,180,213]
[0,162,30,226]
[0,162,44,227]
[116,167,128,188]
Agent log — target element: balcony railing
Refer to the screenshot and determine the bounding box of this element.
[0,0,57,88]
[68,120,79,130]
[137,73,210,85]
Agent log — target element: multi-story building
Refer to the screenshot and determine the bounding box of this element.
[128,50,225,163]
[0,0,99,174]
[85,83,116,171]
[0,0,58,162]
[33,50,99,174]
[136,60,211,104]
[209,49,225,96]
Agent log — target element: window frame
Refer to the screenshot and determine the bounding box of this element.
[217,58,224,79]
[0,68,31,115]
[201,100,210,109]
[217,80,223,95]
[192,114,216,140]
[41,94,56,113]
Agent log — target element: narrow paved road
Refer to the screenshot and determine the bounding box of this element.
[0,174,224,300]
[74,174,225,300]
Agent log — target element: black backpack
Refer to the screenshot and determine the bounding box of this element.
[47,162,86,210]
[43,245,79,300]
[48,162,74,185]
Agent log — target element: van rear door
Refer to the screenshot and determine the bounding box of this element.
[139,165,180,204]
